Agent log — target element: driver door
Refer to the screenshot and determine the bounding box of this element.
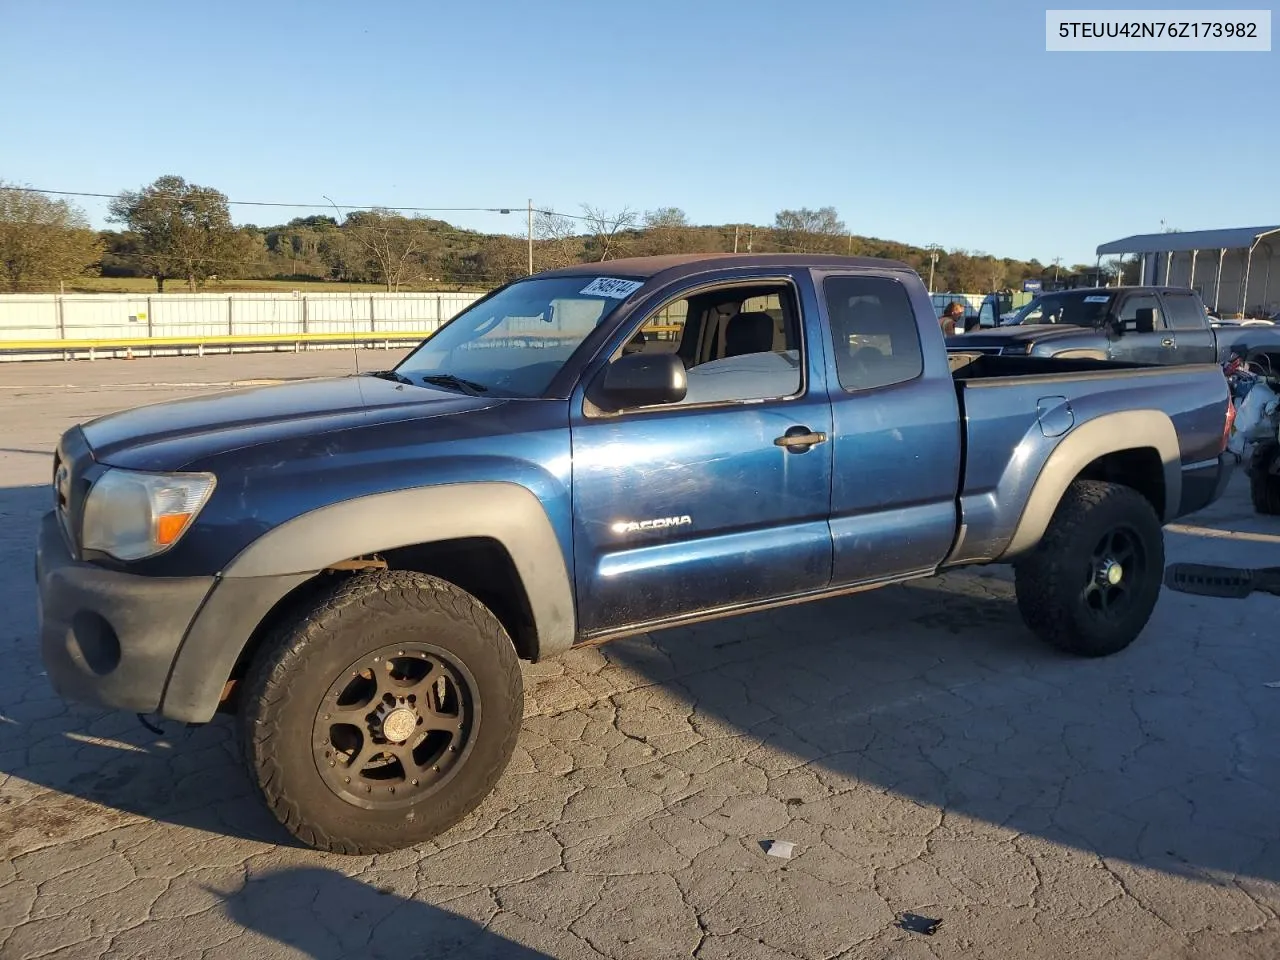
[1108,294,1173,364]
[569,275,834,638]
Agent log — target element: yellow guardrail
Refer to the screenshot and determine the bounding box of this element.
[0,330,438,358]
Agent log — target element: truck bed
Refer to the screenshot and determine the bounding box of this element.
[947,351,1149,379]
[943,351,1232,566]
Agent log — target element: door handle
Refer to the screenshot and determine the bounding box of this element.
[774,428,828,451]
[1161,338,1175,347]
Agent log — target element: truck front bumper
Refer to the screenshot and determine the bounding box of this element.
[36,510,215,715]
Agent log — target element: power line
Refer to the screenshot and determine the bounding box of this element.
[3,185,623,227]
[7,184,973,281]
[7,185,823,239]
[6,185,528,216]
[6,185,699,232]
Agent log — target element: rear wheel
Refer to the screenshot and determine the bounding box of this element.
[1014,480,1164,657]
[1251,473,1280,515]
[1249,447,1280,515]
[239,570,524,855]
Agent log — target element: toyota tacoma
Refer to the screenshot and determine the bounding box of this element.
[37,254,1236,853]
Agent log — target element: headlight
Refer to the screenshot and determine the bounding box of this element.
[81,468,216,561]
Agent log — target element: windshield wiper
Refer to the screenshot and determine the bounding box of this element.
[420,374,489,395]
[365,369,415,385]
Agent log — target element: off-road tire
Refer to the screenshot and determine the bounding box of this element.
[1014,479,1164,657]
[238,570,524,855]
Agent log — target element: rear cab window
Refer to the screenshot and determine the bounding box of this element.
[822,276,925,391]
[1161,292,1210,330]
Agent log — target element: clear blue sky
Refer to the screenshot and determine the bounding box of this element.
[1,0,1275,266]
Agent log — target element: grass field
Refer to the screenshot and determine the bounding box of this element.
[54,277,490,295]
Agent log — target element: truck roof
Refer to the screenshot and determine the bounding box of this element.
[1033,286,1199,297]
[536,253,916,283]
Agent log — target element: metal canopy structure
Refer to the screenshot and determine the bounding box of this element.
[1096,225,1280,256]
[1094,225,1280,316]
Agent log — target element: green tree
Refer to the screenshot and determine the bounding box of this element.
[460,235,528,285]
[224,226,273,281]
[943,249,987,293]
[108,175,238,291]
[341,209,438,291]
[0,183,104,292]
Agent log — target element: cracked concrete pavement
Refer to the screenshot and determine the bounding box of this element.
[1,351,1278,959]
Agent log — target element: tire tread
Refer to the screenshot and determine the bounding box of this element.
[1250,471,1280,515]
[1015,479,1163,657]
[238,570,523,855]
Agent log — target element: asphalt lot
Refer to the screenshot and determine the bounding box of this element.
[1,350,1279,960]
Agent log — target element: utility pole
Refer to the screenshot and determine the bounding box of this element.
[927,244,940,294]
[527,199,534,275]
[733,225,740,253]
[1053,256,1062,282]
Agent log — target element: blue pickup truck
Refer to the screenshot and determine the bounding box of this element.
[36,253,1236,853]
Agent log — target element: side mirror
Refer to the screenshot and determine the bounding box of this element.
[1107,314,1125,338]
[596,352,687,410]
[1135,307,1156,334]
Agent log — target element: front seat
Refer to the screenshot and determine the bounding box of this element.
[723,311,776,357]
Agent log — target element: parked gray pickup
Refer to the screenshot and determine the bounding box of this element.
[950,285,1280,368]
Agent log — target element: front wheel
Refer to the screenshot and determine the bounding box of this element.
[239,570,524,855]
[1014,480,1164,657]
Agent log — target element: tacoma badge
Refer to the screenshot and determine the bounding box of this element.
[611,515,693,535]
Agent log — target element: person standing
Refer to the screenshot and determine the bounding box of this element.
[940,301,965,336]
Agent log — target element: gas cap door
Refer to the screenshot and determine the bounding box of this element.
[1037,396,1075,438]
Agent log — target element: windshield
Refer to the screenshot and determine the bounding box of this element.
[1008,291,1114,327]
[394,275,642,397]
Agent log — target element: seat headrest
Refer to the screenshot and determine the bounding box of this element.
[724,311,776,357]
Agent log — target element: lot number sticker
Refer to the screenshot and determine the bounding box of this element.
[581,277,644,299]
[1084,295,1111,302]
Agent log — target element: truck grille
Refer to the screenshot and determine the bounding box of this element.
[53,451,69,510]
[51,429,95,557]
[52,448,73,549]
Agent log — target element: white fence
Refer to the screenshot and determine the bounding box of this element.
[0,291,486,361]
[1,289,991,363]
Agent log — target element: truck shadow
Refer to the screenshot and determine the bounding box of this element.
[214,866,552,959]
[602,569,1280,888]
[2,481,1277,891]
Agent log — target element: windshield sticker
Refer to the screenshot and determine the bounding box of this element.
[1084,295,1111,303]
[581,277,644,299]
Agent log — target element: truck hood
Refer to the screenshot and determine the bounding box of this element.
[80,374,500,471]
[946,324,1088,350]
